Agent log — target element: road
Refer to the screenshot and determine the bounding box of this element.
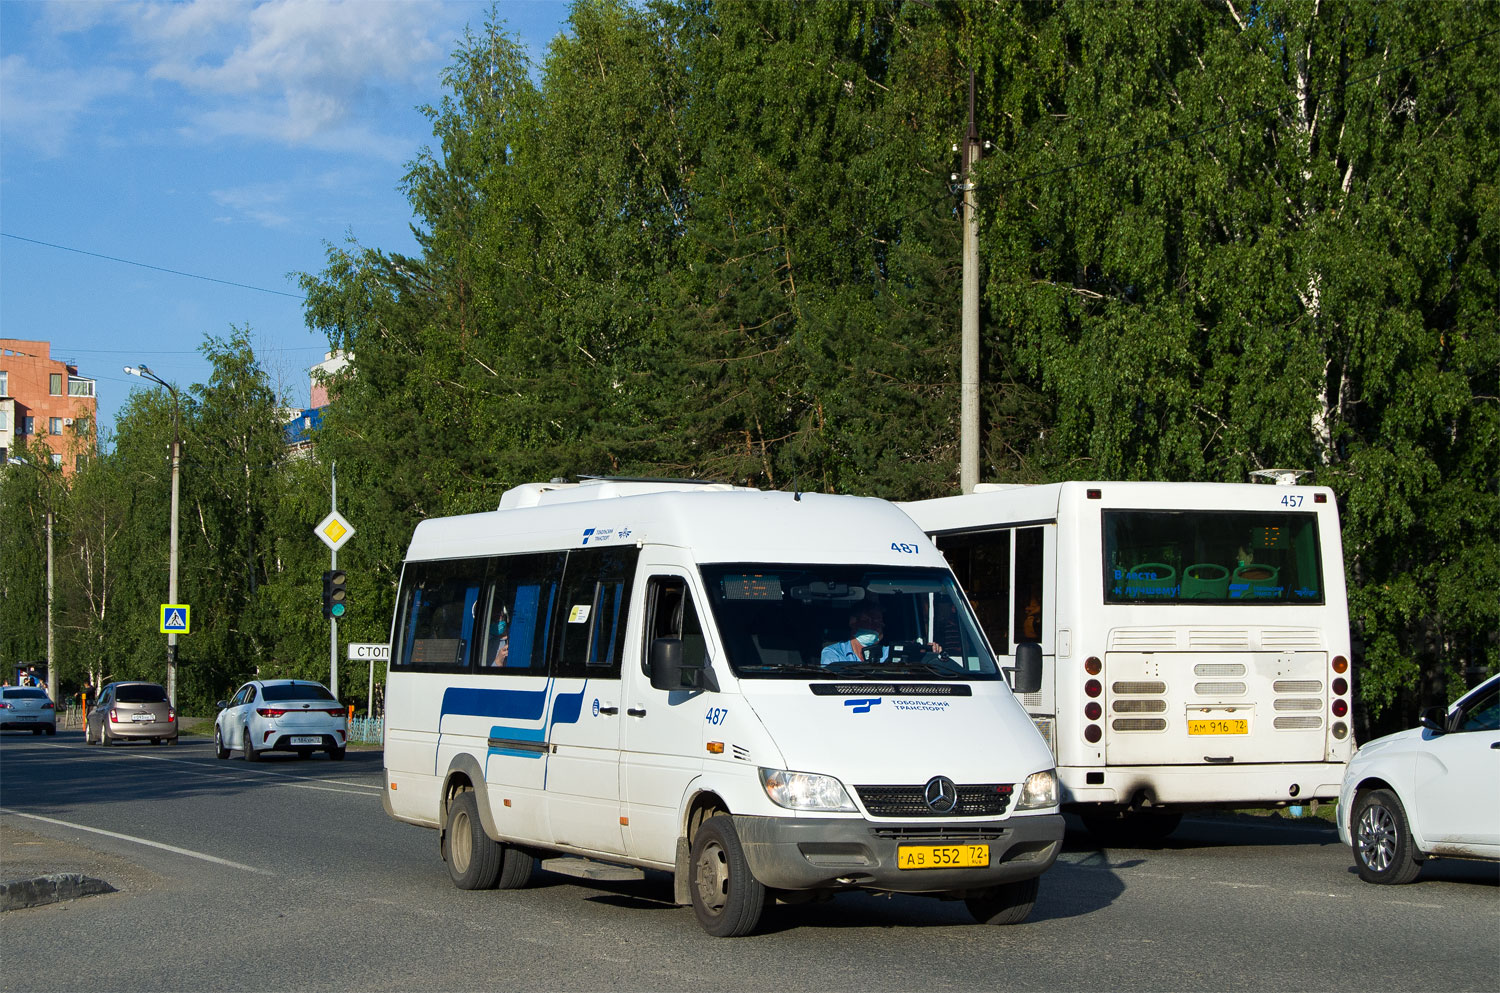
[2,729,1496,992]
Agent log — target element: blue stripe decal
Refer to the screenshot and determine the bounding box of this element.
[441,686,547,721]
[552,687,586,726]
[488,723,546,760]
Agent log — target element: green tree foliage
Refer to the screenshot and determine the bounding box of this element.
[4,1,1490,730]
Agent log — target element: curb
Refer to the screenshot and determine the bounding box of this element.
[0,873,116,911]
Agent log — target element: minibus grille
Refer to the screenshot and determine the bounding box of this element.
[856,784,1013,818]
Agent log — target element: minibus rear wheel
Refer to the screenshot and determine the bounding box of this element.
[444,790,502,890]
[688,815,765,937]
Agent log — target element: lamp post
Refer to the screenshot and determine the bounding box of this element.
[124,364,182,706]
[6,456,56,704]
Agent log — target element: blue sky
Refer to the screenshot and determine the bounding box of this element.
[1,0,573,438]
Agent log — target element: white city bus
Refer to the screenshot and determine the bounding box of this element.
[382,478,1063,936]
[902,481,1354,843]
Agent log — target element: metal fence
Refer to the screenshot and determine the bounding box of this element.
[347,716,384,744]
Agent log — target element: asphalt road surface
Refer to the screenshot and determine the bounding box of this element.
[2,729,1496,992]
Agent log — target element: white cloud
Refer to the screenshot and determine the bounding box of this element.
[0,54,134,157]
[134,0,449,152]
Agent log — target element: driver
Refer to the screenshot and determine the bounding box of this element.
[821,606,891,665]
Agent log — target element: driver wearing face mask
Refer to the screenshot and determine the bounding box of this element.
[821,606,891,665]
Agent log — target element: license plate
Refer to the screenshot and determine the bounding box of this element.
[1188,719,1248,735]
[289,735,322,745]
[132,713,153,722]
[897,844,989,870]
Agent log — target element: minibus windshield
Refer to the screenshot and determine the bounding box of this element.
[699,564,1002,680]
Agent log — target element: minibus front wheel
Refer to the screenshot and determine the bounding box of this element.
[966,875,1040,925]
[689,815,765,937]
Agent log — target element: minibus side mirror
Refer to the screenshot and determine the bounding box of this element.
[1418,706,1448,735]
[649,638,719,693]
[1008,642,1043,696]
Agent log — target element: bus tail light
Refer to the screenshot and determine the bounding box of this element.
[1331,699,1348,717]
[1333,677,1348,696]
[1084,679,1102,698]
[1332,655,1348,673]
[1084,701,1102,720]
[1084,656,1102,675]
[1084,724,1102,743]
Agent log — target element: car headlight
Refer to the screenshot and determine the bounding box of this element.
[759,768,857,812]
[1015,769,1059,811]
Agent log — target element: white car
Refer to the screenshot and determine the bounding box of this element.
[0,686,56,735]
[214,679,348,761]
[1339,672,1500,883]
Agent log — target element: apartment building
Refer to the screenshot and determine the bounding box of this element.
[0,339,98,474]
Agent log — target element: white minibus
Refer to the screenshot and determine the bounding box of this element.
[903,481,1354,844]
[382,478,1062,936]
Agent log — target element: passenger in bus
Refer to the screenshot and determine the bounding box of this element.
[487,609,510,666]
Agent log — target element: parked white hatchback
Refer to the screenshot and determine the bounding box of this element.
[1339,672,1500,883]
[214,679,348,761]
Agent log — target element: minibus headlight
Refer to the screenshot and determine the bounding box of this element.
[759,768,857,812]
[1015,769,1059,811]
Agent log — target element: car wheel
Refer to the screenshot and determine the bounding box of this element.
[83,722,93,745]
[45,725,55,736]
[688,814,765,937]
[444,790,501,890]
[328,746,346,761]
[966,876,1041,925]
[1354,788,1423,884]
[167,736,179,746]
[243,725,258,761]
[214,726,229,760]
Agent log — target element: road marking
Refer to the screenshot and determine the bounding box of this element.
[38,740,382,794]
[0,807,274,875]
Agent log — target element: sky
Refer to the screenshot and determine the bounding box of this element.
[1,0,574,439]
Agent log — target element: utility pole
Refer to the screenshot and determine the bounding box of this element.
[9,456,58,703]
[960,66,982,494]
[329,462,339,700]
[125,364,183,706]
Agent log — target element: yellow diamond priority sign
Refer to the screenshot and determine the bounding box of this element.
[315,510,355,551]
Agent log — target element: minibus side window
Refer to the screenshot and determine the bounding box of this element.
[395,559,490,671]
[476,552,564,676]
[936,530,1012,654]
[642,576,708,676]
[553,547,639,679]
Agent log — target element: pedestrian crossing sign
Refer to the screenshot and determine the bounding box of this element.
[160,604,191,634]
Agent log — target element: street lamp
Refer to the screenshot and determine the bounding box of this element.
[124,364,182,706]
[6,456,56,704]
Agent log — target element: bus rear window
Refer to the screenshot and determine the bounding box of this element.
[1103,510,1324,604]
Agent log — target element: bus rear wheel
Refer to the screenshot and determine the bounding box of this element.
[444,790,501,890]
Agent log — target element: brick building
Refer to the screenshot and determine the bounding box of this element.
[0,339,98,475]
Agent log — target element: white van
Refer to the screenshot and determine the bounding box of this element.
[382,479,1062,936]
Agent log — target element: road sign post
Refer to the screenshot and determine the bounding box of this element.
[349,643,391,719]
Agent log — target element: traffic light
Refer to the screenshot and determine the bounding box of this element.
[322,569,347,620]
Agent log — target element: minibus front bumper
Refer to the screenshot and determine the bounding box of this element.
[731,812,1064,893]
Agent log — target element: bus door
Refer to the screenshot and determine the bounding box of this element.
[935,524,1058,752]
[542,546,637,855]
[619,569,712,863]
